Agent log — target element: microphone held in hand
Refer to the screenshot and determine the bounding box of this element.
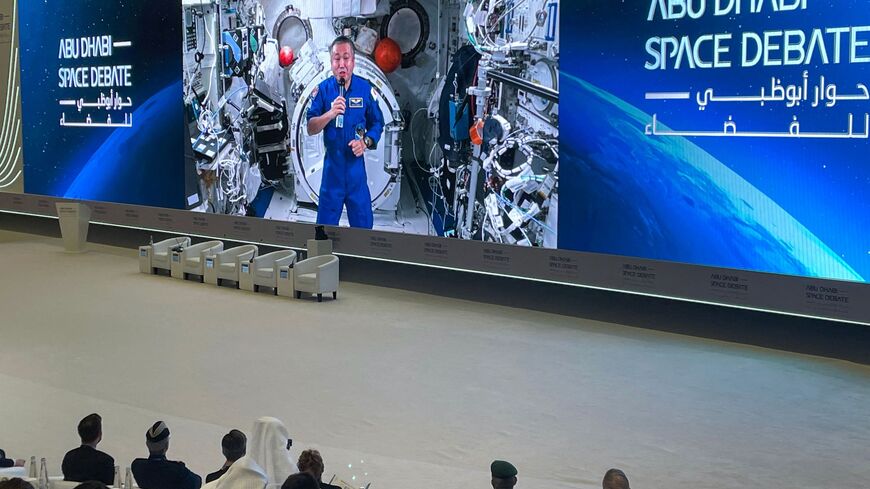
[337,77,346,129]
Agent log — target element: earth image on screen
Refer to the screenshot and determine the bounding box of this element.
[559,73,863,283]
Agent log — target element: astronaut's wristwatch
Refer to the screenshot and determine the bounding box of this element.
[364,136,375,150]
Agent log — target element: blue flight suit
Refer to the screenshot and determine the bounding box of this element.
[307,75,385,229]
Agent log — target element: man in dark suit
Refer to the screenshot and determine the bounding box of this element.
[131,421,201,489]
[204,429,246,483]
[61,413,115,485]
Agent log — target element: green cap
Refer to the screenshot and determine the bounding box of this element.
[491,460,518,478]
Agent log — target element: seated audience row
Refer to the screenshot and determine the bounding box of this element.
[487,462,631,489]
[4,413,632,489]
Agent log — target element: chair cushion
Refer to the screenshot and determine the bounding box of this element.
[219,262,236,274]
[295,273,316,287]
[255,268,274,279]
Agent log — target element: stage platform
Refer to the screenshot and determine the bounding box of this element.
[0,230,868,489]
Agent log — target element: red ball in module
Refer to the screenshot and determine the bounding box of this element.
[373,37,402,73]
[279,46,295,68]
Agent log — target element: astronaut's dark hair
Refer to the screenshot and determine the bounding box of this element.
[330,36,355,57]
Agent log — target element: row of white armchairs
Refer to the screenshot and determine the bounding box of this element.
[138,237,339,302]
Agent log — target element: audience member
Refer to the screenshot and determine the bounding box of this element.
[280,473,318,489]
[490,460,517,489]
[131,421,202,489]
[602,468,630,489]
[0,448,24,468]
[0,479,34,489]
[296,449,340,489]
[202,455,269,489]
[62,413,115,485]
[73,483,109,489]
[201,417,296,489]
[246,417,297,489]
[206,430,247,483]
[200,454,267,489]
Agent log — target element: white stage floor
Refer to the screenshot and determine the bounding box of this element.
[0,230,868,489]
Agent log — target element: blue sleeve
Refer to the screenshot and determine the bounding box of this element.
[307,85,326,121]
[365,88,385,147]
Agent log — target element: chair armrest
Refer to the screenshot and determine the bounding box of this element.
[152,237,190,253]
[237,248,257,263]
[236,253,254,268]
[316,257,339,278]
[317,257,340,292]
[186,240,223,255]
[293,257,319,275]
[252,254,272,268]
[273,252,297,268]
[217,245,258,262]
[198,243,224,258]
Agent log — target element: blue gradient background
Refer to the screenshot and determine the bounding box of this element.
[559,1,870,282]
[18,0,184,209]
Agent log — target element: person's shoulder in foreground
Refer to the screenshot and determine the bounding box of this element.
[281,472,319,489]
[0,478,35,489]
[73,482,109,489]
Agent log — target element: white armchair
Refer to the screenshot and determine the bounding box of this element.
[293,254,339,302]
[180,240,224,282]
[139,237,190,275]
[241,250,297,294]
[206,244,259,287]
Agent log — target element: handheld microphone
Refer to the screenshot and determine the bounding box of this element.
[336,77,346,129]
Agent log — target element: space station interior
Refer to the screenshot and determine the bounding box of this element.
[182,0,559,247]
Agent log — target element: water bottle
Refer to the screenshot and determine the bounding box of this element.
[28,456,37,478]
[124,467,133,489]
[114,465,121,487]
[38,458,48,489]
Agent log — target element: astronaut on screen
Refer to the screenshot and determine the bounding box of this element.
[306,36,385,229]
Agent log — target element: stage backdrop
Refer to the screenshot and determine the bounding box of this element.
[560,0,870,284]
[5,1,870,324]
[0,0,22,193]
[17,0,184,208]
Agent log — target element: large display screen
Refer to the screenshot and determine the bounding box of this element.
[18,0,561,246]
[561,1,869,282]
[11,0,869,295]
[18,0,184,209]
